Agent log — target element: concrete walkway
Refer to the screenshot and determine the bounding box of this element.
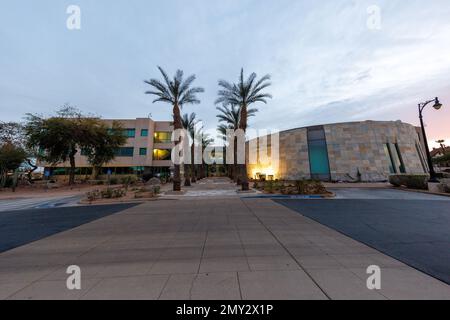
[0,180,449,300]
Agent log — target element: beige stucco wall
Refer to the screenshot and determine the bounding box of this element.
[40,118,174,169]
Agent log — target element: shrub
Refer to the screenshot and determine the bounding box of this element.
[152,186,161,194]
[86,189,101,201]
[292,180,327,195]
[440,179,450,193]
[120,175,137,186]
[142,173,152,183]
[294,180,307,194]
[109,177,118,185]
[308,180,328,194]
[389,174,429,190]
[388,175,402,187]
[264,181,274,193]
[100,187,127,199]
[101,188,114,199]
[112,188,127,198]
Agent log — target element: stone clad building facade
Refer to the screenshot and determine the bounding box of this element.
[247,120,429,182]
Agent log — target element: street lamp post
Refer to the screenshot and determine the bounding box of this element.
[418,97,443,182]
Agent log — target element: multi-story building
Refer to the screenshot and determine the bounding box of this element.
[43,118,174,178]
[43,118,432,183]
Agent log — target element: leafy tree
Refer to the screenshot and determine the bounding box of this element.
[0,143,27,189]
[25,111,78,185]
[0,121,37,187]
[144,67,204,191]
[216,69,272,190]
[181,112,199,185]
[81,121,126,179]
[24,106,124,185]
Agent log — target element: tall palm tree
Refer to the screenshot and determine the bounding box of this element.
[216,69,272,190]
[436,140,447,155]
[201,133,214,179]
[181,112,199,186]
[216,104,258,182]
[145,67,204,191]
[192,125,206,181]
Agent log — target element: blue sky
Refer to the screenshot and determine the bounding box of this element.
[1,0,450,146]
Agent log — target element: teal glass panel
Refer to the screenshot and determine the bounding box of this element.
[307,127,330,180]
[115,147,134,157]
[309,141,330,175]
[139,148,147,156]
[384,144,396,174]
[389,143,405,173]
[123,129,136,138]
[394,143,406,173]
[141,129,149,137]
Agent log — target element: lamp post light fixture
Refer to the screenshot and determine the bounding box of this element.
[418,97,443,182]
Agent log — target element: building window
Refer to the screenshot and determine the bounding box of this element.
[115,147,134,157]
[384,144,396,174]
[141,129,149,137]
[154,132,172,143]
[385,143,406,174]
[307,126,330,181]
[139,148,147,156]
[153,149,171,161]
[393,143,406,173]
[124,129,136,138]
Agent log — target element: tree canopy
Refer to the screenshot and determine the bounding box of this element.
[24,106,126,184]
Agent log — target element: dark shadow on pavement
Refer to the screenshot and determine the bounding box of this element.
[0,203,139,253]
[275,199,450,285]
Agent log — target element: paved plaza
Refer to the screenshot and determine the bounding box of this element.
[0,179,449,300]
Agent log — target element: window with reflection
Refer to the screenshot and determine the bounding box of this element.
[154,132,172,143]
[153,149,171,160]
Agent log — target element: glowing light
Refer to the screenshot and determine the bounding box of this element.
[251,166,278,180]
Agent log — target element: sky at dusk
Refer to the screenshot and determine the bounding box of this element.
[1,0,449,148]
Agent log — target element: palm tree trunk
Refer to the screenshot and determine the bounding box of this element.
[234,136,241,185]
[191,144,196,183]
[173,104,182,191]
[184,164,191,186]
[239,104,249,191]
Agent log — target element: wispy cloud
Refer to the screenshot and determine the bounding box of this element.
[0,0,449,143]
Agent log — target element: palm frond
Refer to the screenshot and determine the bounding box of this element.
[145,67,204,108]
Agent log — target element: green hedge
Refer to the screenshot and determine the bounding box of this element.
[440,179,450,193]
[389,174,429,190]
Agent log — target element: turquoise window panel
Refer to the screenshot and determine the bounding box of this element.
[384,144,396,174]
[307,127,331,181]
[124,129,136,138]
[139,148,147,156]
[114,147,134,157]
[309,141,330,175]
